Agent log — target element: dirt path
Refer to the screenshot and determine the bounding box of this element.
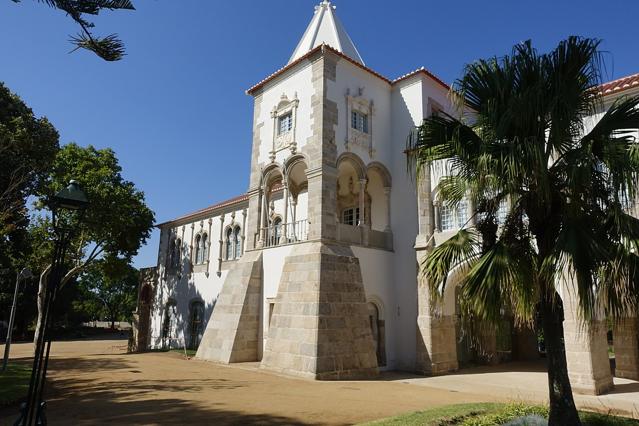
[0,339,492,425]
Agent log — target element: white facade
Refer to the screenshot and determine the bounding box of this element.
[142,1,639,380]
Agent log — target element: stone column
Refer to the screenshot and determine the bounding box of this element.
[613,317,639,380]
[217,214,224,275]
[383,187,391,232]
[561,273,614,395]
[415,263,459,375]
[258,185,268,247]
[303,51,339,242]
[358,178,367,226]
[414,163,458,375]
[282,182,289,243]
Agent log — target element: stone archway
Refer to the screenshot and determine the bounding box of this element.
[367,300,386,367]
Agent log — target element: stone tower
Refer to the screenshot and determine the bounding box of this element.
[196,1,379,379]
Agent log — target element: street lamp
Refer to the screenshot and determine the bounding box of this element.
[18,180,88,426]
[2,268,33,372]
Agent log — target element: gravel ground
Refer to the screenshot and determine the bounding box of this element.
[0,339,491,425]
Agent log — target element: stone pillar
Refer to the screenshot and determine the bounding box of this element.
[414,163,458,375]
[282,182,289,242]
[415,270,458,375]
[260,242,378,379]
[303,50,339,242]
[383,187,391,232]
[196,251,263,363]
[217,215,224,275]
[561,274,614,395]
[358,178,367,226]
[613,317,639,380]
[244,90,264,252]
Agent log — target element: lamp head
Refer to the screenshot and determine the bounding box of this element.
[51,180,89,212]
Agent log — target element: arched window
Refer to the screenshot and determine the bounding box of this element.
[172,239,181,268]
[201,233,208,262]
[225,228,233,260]
[194,234,202,264]
[234,227,242,259]
[167,238,176,268]
[189,300,205,350]
[272,217,282,246]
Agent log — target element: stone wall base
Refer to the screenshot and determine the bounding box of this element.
[260,242,379,380]
[416,314,459,375]
[565,319,614,395]
[195,251,263,363]
[613,317,639,380]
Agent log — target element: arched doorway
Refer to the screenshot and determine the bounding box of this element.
[189,300,205,350]
[367,301,386,367]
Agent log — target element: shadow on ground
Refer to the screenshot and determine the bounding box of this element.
[0,354,311,426]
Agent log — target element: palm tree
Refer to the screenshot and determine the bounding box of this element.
[407,37,639,426]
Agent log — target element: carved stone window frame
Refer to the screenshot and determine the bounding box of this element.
[345,88,374,157]
[270,93,299,161]
[222,222,243,262]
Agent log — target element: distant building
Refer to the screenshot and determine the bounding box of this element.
[136,1,639,391]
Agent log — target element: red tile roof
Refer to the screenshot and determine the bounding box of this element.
[246,44,449,95]
[157,185,285,227]
[157,193,249,227]
[599,72,639,96]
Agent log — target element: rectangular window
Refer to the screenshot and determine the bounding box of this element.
[351,110,368,133]
[440,205,454,231]
[456,201,468,228]
[497,200,508,224]
[342,207,360,226]
[278,113,292,135]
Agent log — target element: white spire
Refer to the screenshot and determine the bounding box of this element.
[289,1,364,65]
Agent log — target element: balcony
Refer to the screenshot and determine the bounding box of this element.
[337,223,393,251]
[260,219,309,248]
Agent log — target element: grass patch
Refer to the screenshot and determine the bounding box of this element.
[364,403,639,426]
[0,363,31,406]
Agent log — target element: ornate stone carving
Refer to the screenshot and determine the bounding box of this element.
[270,93,300,161]
[345,87,374,157]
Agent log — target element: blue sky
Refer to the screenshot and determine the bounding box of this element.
[2,0,638,268]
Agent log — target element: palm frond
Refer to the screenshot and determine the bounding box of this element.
[421,229,480,301]
[70,32,126,61]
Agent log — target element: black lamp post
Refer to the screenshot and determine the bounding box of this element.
[17,180,88,426]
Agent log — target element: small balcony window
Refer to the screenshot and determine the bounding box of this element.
[278,113,292,135]
[342,207,360,226]
[351,110,368,133]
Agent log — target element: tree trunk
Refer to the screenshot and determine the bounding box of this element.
[32,267,51,356]
[540,293,581,426]
[33,265,82,355]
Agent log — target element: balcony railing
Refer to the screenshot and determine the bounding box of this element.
[260,219,309,248]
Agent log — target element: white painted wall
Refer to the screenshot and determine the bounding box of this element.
[352,246,395,370]
[329,59,393,166]
[149,204,248,349]
[256,62,315,166]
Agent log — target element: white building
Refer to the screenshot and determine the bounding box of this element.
[135,1,639,390]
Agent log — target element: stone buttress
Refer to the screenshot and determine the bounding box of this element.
[195,251,262,363]
[260,242,378,379]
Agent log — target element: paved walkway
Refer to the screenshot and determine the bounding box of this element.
[0,339,637,425]
[402,362,639,419]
